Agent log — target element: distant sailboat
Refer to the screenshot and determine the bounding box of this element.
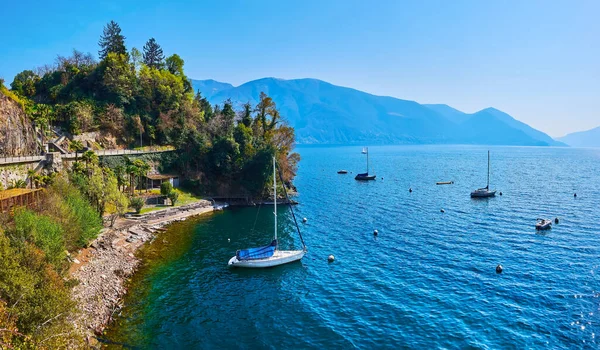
[470,150,496,198]
[355,147,376,181]
[228,157,307,268]
[361,147,367,154]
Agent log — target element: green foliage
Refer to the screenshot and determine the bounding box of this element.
[8,179,27,189]
[49,177,103,248]
[10,70,40,97]
[167,190,179,206]
[0,229,83,347]
[98,20,127,60]
[160,181,173,196]
[129,196,145,213]
[13,209,66,269]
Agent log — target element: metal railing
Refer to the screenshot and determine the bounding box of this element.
[0,155,45,165]
[0,147,175,165]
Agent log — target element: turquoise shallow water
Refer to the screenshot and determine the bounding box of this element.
[106,145,600,348]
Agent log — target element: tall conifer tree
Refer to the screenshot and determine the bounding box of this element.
[142,38,165,69]
[98,21,127,60]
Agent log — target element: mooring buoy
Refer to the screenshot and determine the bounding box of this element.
[440,209,445,213]
[574,193,577,198]
[409,188,413,193]
[499,192,503,196]
[373,229,378,236]
[555,217,559,224]
[303,217,307,223]
[328,255,335,262]
[496,265,503,274]
[228,238,230,242]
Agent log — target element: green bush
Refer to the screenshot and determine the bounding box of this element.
[167,190,179,206]
[160,181,172,196]
[130,196,145,213]
[13,209,66,270]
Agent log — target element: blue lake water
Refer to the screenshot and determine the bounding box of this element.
[105,145,600,348]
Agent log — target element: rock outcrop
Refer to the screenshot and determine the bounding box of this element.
[0,91,39,156]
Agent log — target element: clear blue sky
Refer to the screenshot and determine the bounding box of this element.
[1,0,598,137]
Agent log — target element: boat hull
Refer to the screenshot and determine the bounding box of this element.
[228,250,306,268]
[355,175,376,181]
[337,170,348,174]
[470,190,496,198]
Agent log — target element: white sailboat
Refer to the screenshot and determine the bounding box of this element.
[228,157,306,268]
[470,150,496,198]
[361,147,367,154]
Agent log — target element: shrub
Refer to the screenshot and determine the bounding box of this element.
[130,196,145,213]
[167,190,179,206]
[13,209,66,270]
[160,181,172,196]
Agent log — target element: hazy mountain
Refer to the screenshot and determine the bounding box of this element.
[191,79,234,99]
[424,104,471,124]
[557,126,600,147]
[192,77,564,146]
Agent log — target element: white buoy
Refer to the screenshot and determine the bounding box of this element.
[496,265,503,274]
[303,217,307,223]
[440,209,445,213]
[328,255,335,262]
[228,238,230,242]
[373,229,378,236]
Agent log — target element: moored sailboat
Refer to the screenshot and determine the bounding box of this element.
[228,157,307,268]
[355,147,376,181]
[470,150,496,198]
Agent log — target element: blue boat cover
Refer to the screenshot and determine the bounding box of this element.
[236,240,277,260]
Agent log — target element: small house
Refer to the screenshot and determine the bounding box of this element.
[145,173,180,189]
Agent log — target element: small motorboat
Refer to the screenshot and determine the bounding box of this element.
[536,219,552,230]
[337,170,348,174]
[436,181,454,185]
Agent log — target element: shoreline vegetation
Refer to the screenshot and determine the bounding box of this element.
[0,20,300,348]
[70,199,215,347]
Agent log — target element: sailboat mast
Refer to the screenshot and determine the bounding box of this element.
[367,147,369,173]
[273,156,277,243]
[487,150,490,189]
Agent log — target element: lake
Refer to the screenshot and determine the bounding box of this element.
[104,145,600,348]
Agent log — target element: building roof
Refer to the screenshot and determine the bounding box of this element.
[0,188,42,200]
[145,174,179,180]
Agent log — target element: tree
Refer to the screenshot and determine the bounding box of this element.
[143,38,164,69]
[130,47,142,72]
[241,102,253,127]
[81,150,98,175]
[166,54,184,76]
[101,53,134,106]
[27,169,37,189]
[104,175,129,227]
[167,190,179,206]
[160,181,173,196]
[10,70,39,97]
[98,20,127,60]
[129,196,145,214]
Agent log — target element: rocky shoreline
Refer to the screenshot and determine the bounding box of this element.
[69,200,215,346]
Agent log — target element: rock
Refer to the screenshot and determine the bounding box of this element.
[73,258,81,264]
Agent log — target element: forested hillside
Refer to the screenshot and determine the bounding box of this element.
[4,21,299,196]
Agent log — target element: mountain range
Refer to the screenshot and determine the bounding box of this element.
[191,78,566,146]
[557,126,600,148]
